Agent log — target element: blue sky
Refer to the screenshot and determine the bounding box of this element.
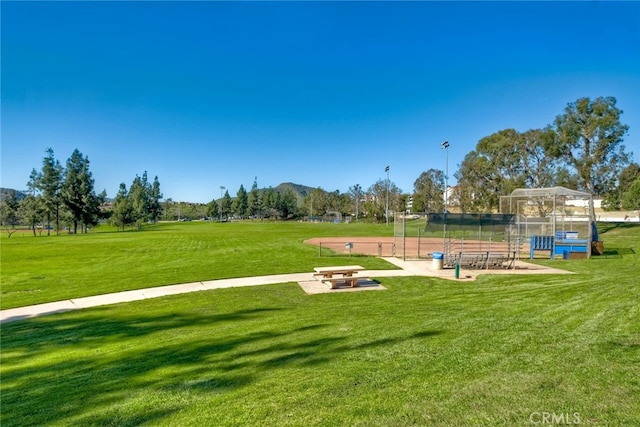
[2,1,639,203]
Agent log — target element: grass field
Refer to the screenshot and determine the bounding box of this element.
[1,221,638,425]
[0,221,396,310]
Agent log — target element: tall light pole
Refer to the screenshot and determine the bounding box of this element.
[441,141,449,251]
[385,165,390,226]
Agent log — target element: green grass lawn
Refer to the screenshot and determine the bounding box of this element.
[1,222,638,425]
[0,221,395,310]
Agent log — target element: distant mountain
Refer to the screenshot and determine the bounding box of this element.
[274,182,315,206]
[274,182,313,197]
[0,188,27,202]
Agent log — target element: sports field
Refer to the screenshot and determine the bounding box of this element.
[1,221,638,425]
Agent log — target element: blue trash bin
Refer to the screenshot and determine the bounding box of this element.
[432,252,444,270]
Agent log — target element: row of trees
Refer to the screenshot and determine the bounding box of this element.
[202,179,405,223]
[1,148,106,236]
[0,148,163,235]
[454,96,637,212]
[205,178,299,221]
[109,172,162,230]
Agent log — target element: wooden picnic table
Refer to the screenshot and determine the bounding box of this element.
[313,265,366,289]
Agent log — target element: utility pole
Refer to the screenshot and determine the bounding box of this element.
[441,141,449,251]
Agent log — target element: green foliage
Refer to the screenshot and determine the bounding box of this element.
[602,163,640,211]
[0,190,20,233]
[113,172,163,229]
[61,149,102,234]
[110,183,133,231]
[456,128,559,212]
[25,148,64,234]
[621,177,640,210]
[413,168,444,213]
[247,177,262,218]
[279,188,297,219]
[233,184,248,217]
[551,96,631,195]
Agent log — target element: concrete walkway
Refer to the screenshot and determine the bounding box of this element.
[0,258,572,324]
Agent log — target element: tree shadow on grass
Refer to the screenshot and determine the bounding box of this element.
[0,307,285,363]
[598,222,640,235]
[592,247,637,259]
[0,309,296,426]
[1,304,444,426]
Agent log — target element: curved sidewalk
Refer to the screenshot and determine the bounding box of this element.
[0,258,571,324]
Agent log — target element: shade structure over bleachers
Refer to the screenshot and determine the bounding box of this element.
[499,186,595,259]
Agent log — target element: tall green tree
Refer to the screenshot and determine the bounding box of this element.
[221,190,232,220]
[206,199,219,221]
[149,176,163,223]
[305,188,327,219]
[455,150,500,212]
[455,128,560,212]
[262,187,280,219]
[19,194,44,236]
[0,191,20,237]
[124,172,162,227]
[233,184,248,218]
[61,149,100,234]
[129,174,150,229]
[518,128,559,189]
[279,188,297,219]
[247,177,262,219]
[27,148,63,235]
[550,96,631,195]
[602,162,640,210]
[413,169,444,214]
[621,177,640,211]
[619,162,640,192]
[110,183,132,231]
[364,179,400,222]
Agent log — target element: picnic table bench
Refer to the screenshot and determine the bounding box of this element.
[313,265,367,289]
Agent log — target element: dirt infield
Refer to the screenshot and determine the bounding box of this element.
[304,236,445,258]
[304,236,523,259]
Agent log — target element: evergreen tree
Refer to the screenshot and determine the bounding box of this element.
[0,191,20,237]
[19,194,44,236]
[150,176,163,223]
[233,184,248,218]
[206,199,219,220]
[110,183,132,231]
[61,149,100,234]
[129,174,150,229]
[279,188,297,219]
[221,190,232,220]
[247,177,261,219]
[26,148,63,235]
